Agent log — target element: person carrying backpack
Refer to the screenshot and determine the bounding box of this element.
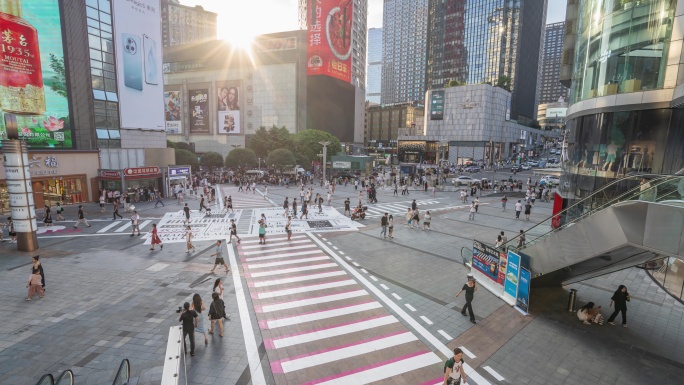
[443,348,467,384]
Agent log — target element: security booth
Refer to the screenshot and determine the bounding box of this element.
[164,165,192,198]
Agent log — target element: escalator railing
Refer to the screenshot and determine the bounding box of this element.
[54,370,74,385]
[111,359,130,385]
[505,174,684,252]
[36,374,54,385]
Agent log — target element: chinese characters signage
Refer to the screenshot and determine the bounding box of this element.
[188,89,209,134]
[430,90,445,120]
[257,37,296,52]
[0,0,73,149]
[306,0,353,83]
[124,166,160,176]
[164,91,182,134]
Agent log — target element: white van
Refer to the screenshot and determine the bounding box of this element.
[245,170,265,177]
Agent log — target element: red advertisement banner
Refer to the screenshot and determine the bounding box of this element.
[306,0,352,83]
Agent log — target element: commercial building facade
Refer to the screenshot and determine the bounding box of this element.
[366,28,382,104]
[365,102,424,154]
[537,22,568,106]
[381,0,429,104]
[160,0,217,47]
[560,0,684,197]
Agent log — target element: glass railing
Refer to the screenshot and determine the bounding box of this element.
[644,257,684,304]
[506,174,684,251]
[111,359,130,385]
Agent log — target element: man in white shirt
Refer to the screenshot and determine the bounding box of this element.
[130,211,141,237]
[515,200,523,219]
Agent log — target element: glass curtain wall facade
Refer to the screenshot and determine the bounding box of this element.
[538,22,568,105]
[425,0,467,89]
[366,28,382,104]
[381,0,429,104]
[571,0,675,102]
[85,0,121,149]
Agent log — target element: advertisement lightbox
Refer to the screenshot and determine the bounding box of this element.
[0,0,73,148]
[430,90,445,120]
[113,0,164,130]
[164,91,181,134]
[306,0,352,83]
[216,82,240,135]
[188,89,209,134]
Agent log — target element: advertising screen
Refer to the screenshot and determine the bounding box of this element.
[517,267,531,313]
[504,250,521,302]
[113,0,164,130]
[216,82,240,135]
[306,0,352,83]
[430,90,445,120]
[472,240,507,286]
[0,0,73,148]
[188,89,209,134]
[164,91,181,134]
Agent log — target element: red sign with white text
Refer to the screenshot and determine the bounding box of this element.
[306,0,353,83]
[124,166,160,176]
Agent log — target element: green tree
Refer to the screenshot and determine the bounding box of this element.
[293,129,341,164]
[167,139,177,148]
[496,76,512,91]
[225,148,258,169]
[247,125,295,158]
[199,151,224,171]
[445,79,465,87]
[48,54,67,98]
[175,148,199,170]
[266,149,296,171]
[295,153,311,168]
[174,142,194,152]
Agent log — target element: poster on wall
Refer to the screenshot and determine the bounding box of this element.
[113,0,164,130]
[503,250,521,305]
[164,91,181,134]
[516,267,531,314]
[306,0,353,83]
[216,83,240,134]
[430,90,445,120]
[189,89,209,134]
[0,0,73,148]
[472,240,507,286]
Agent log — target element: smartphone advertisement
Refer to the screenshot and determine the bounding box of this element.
[113,0,163,130]
[216,82,240,135]
[0,0,73,148]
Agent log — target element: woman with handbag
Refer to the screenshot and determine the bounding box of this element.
[150,223,163,251]
[208,292,227,337]
[26,256,45,300]
[191,294,209,345]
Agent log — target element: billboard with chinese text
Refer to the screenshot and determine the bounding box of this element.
[0,0,73,148]
[216,82,240,135]
[164,91,181,134]
[113,0,164,130]
[472,240,507,286]
[306,0,352,83]
[188,89,209,134]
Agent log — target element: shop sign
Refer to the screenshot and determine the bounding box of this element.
[25,154,60,176]
[169,166,190,176]
[332,161,351,169]
[124,167,160,176]
[100,170,121,178]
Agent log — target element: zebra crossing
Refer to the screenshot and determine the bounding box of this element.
[236,234,444,384]
[218,185,274,209]
[348,199,441,218]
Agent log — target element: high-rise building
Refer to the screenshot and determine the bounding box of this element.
[381,0,429,104]
[424,0,547,122]
[537,22,567,106]
[298,0,368,89]
[161,0,217,47]
[366,28,382,104]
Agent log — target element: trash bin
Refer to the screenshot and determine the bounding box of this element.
[567,288,577,312]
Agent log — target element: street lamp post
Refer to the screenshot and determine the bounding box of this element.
[258,157,261,171]
[319,141,330,185]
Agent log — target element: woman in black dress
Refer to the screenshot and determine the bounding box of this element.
[456,275,477,324]
[607,285,630,327]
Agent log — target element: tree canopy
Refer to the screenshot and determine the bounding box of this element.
[175,148,198,170]
[199,151,224,171]
[446,79,465,87]
[293,129,341,163]
[496,76,512,91]
[247,125,295,158]
[225,148,258,169]
[266,149,296,171]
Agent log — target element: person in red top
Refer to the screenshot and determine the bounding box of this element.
[150,223,163,251]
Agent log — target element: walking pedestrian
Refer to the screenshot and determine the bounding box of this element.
[55,202,65,221]
[393,183,398,196]
[388,215,394,238]
[6,217,17,243]
[178,302,197,356]
[468,202,476,220]
[229,219,241,244]
[411,199,417,211]
[99,194,106,212]
[501,195,508,211]
[113,199,123,220]
[524,201,532,220]
[517,229,526,248]
[43,205,53,227]
[199,195,208,212]
[183,203,191,225]
[515,200,522,219]
[226,196,233,213]
[283,197,289,217]
[73,205,91,228]
[258,220,266,244]
[208,292,227,337]
[149,223,163,250]
[412,208,420,229]
[344,198,351,216]
[474,197,479,213]
[300,200,308,220]
[380,213,388,239]
[317,194,324,214]
[186,226,196,253]
[130,211,141,236]
[213,278,224,300]
[423,210,431,230]
[210,240,230,274]
[26,256,45,300]
[607,285,630,327]
[285,216,292,241]
[327,192,332,206]
[190,294,208,346]
[405,207,413,228]
[154,192,165,207]
[456,275,477,324]
[443,348,467,385]
[292,198,298,217]
[263,185,268,200]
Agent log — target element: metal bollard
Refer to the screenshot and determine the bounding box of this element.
[567,289,578,312]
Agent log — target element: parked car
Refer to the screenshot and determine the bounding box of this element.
[541,175,560,185]
[511,165,522,172]
[464,165,481,173]
[520,164,531,170]
[452,176,481,186]
[526,161,540,167]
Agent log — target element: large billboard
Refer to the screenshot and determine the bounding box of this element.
[216,82,240,135]
[188,89,209,134]
[164,91,181,134]
[430,90,445,120]
[0,0,73,148]
[306,0,352,83]
[113,0,164,130]
[472,240,507,286]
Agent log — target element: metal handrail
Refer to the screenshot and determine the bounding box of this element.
[54,370,74,385]
[112,359,130,385]
[504,173,675,250]
[35,374,54,385]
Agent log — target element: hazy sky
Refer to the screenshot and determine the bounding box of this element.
[182,0,567,44]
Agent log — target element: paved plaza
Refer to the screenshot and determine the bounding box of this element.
[1,172,683,385]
